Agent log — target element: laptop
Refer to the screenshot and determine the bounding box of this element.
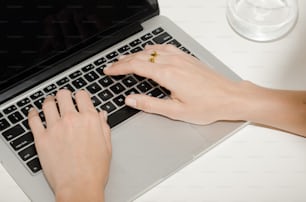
[0,0,246,201]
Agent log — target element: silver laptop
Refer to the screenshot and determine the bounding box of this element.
[0,1,246,201]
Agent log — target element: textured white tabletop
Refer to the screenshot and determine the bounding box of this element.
[1,0,306,201]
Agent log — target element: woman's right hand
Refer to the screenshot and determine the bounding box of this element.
[104,44,245,125]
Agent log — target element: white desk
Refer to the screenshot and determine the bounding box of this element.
[1,0,306,201]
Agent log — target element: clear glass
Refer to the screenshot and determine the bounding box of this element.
[226,0,299,42]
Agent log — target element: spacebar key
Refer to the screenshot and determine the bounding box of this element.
[107,106,139,128]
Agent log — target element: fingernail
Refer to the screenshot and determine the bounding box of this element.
[125,97,136,108]
[103,63,112,71]
[103,110,108,120]
[118,55,126,60]
[28,107,35,113]
[28,107,35,116]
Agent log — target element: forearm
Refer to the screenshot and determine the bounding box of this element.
[233,81,306,137]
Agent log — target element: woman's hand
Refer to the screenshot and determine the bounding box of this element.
[105,44,306,137]
[104,44,244,125]
[28,89,111,202]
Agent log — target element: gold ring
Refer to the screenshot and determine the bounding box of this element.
[151,51,158,57]
[149,51,158,63]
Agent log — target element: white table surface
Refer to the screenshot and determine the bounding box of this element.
[1,0,306,201]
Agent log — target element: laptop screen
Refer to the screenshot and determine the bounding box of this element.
[0,0,157,94]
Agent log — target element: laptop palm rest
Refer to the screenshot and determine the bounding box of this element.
[105,112,206,202]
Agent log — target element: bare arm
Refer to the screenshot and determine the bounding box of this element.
[104,44,306,137]
[237,82,306,137]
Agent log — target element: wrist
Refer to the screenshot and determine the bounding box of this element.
[228,80,306,136]
[222,80,264,122]
[55,184,105,202]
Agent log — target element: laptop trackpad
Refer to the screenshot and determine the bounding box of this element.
[105,113,206,202]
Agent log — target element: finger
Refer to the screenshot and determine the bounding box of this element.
[144,44,183,54]
[99,111,112,154]
[118,48,176,60]
[104,58,168,86]
[116,49,175,65]
[42,96,60,127]
[144,44,198,64]
[75,90,96,113]
[125,94,182,120]
[28,108,45,139]
[56,89,77,116]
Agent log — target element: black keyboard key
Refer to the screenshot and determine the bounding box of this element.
[30,91,44,100]
[10,132,34,151]
[84,71,99,82]
[22,119,30,130]
[106,51,119,60]
[108,58,119,64]
[148,79,158,87]
[21,104,33,116]
[61,84,75,92]
[161,87,171,95]
[130,46,143,53]
[81,64,95,72]
[142,40,154,48]
[122,76,137,87]
[147,88,166,98]
[3,105,17,114]
[27,158,41,173]
[72,78,87,89]
[152,27,164,35]
[118,45,131,53]
[110,83,125,94]
[0,112,3,118]
[98,90,113,101]
[134,75,145,81]
[94,57,107,66]
[111,75,125,81]
[141,33,153,41]
[191,54,198,59]
[167,39,181,48]
[17,98,30,107]
[18,144,37,161]
[125,88,140,96]
[2,124,25,141]
[113,95,125,107]
[43,84,57,93]
[34,98,44,109]
[101,102,116,114]
[69,70,82,79]
[91,96,101,107]
[137,81,152,93]
[0,118,10,131]
[98,76,113,87]
[86,82,102,94]
[107,106,139,128]
[48,91,57,97]
[8,111,23,124]
[39,111,45,122]
[96,64,106,76]
[153,32,172,44]
[56,77,69,86]
[129,39,142,47]
[180,47,191,54]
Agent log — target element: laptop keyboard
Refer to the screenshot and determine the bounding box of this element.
[0,27,193,174]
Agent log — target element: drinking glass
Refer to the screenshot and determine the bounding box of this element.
[226,0,299,42]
